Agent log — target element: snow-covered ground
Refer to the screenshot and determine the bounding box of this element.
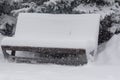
[0,13,119,80]
[0,63,120,80]
[0,33,120,80]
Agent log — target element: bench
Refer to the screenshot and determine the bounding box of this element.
[1,13,100,65]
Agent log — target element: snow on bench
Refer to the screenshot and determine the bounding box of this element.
[1,13,100,65]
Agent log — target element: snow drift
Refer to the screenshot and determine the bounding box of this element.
[96,34,120,65]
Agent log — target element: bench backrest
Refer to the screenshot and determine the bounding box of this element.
[15,13,100,52]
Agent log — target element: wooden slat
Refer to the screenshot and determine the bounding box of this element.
[2,46,85,54]
[1,45,87,65]
[9,54,87,65]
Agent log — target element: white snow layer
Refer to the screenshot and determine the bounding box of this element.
[0,63,120,80]
[1,33,120,80]
[96,34,120,65]
[1,13,100,55]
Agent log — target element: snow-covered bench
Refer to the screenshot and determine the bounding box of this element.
[1,13,100,65]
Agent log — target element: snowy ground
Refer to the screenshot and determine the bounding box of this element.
[0,63,120,80]
[0,34,120,80]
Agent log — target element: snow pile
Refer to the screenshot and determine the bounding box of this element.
[0,19,120,80]
[96,34,120,65]
[2,13,100,57]
[0,63,120,80]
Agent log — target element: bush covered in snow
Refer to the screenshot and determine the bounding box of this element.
[0,14,16,36]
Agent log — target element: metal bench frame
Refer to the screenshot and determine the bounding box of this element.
[2,45,87,65]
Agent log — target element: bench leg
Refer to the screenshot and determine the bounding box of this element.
[11,50,16,61]
[11,50,16,56]
[2,48,9,59]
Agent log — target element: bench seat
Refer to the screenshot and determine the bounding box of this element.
[2,37,94,49]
